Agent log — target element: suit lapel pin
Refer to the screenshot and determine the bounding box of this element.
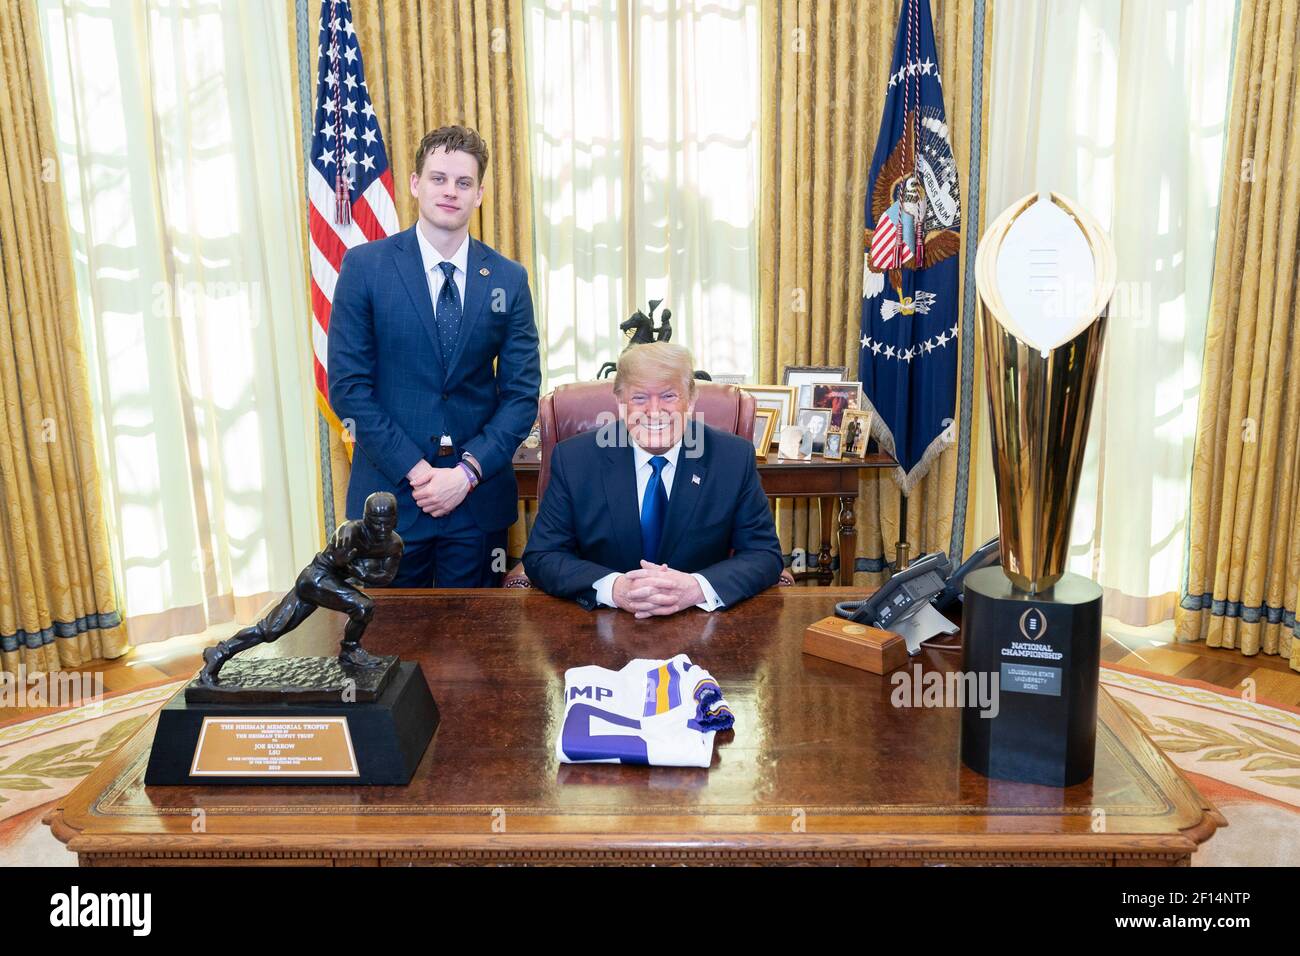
[691,474,701,485]
[479,267,490,276]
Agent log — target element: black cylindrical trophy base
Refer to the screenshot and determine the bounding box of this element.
[960,567,1102,787]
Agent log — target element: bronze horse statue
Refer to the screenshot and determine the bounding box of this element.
[598,299,678,379]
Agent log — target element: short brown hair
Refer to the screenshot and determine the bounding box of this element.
[413,125,489,182]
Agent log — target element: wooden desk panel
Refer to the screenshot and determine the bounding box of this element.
[47,590,1221,866]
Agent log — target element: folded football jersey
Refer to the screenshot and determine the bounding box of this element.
[556,654,735,768]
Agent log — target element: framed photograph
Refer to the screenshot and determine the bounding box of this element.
[741,384,797,427]
[783,365,846,413]
[752,406,779,458]
[795,406,832,456]
[841,408,874,459]
[811,382,864,428]
[823,428,844,461]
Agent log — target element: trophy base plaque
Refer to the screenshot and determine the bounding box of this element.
[959,567,1102,787]
[144,660,439,786]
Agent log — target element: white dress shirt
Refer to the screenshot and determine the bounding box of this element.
[415,224,469,314]
[592,439,725,612]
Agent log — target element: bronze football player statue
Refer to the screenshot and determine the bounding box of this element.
[197,492,404,685]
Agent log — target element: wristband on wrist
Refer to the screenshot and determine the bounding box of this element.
[457,461,478,489]
[459,452,482,481]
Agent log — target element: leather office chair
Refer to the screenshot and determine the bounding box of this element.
[505,380,793,588]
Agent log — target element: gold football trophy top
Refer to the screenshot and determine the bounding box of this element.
[974,192,1117,593]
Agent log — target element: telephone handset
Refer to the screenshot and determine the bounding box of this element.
[932,537,1000,612]
[834,552,956,655]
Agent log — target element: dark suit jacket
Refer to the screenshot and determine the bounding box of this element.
[522,423,784,610]
[328,227,540,537]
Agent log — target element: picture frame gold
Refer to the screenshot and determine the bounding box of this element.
[752,406,778,459]
[840,408,874,459]
[822,427,845,460]
[741,384,798,427]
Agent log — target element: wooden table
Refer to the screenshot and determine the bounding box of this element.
[515,447,898,585]
[47,589,1221,866]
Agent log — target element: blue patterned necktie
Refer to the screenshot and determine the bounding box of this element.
[640,455,670,564]
[435,260,461,364]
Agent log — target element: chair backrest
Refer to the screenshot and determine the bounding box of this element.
[536,380,757,500]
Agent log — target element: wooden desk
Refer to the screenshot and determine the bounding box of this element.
[515,447,898,585]
[47,589,1221,866]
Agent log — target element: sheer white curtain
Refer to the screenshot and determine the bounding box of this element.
[38,0,320,643]
[524,0,760,386]
[978,0,1235,623]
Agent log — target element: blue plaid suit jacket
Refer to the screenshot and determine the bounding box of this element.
[328,226,541,538]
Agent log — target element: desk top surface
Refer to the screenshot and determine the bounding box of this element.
[50,589,1219,863]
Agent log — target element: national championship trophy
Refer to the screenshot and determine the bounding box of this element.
[960,192,1117,787]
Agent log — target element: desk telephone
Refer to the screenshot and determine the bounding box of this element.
[833,538,1000,655]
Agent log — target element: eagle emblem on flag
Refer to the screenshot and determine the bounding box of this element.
[864,107,961,301]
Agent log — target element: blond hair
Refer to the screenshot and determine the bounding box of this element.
[612,343,697,400]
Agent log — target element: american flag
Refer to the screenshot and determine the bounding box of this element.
[869,211,912,270]
[308,0,398,424]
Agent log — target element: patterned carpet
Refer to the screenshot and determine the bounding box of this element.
[1099,664,1300,866]
[3,665,1298,866]
[0,679,184,867]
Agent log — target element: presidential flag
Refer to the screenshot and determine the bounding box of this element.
[307,0,399,431]
[859,0,961,494]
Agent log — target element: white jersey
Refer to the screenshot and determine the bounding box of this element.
[556,654,735,768]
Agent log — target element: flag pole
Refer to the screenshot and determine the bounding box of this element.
[896,494,910,573]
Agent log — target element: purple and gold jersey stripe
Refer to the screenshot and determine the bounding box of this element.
[643,661,682,716]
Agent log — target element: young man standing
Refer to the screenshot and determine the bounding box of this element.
[329,126,540,587]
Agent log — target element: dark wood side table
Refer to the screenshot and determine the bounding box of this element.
[513,446,898,585]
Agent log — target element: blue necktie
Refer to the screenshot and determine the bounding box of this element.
[640,455,669,564]
[435,260,461,364]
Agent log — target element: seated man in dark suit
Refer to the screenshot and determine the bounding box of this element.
[523,343,783,616]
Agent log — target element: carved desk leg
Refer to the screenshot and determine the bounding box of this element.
[838,495,857,586]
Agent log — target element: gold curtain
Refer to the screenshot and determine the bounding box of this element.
[293,0,536,559]
[758,0,992,584]
[0,0,128,676]
[1175,0,1300,672]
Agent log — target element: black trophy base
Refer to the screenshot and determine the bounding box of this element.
[960,566,1102,788]
[144,661,438,786]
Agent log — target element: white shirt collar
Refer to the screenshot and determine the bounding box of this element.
[415,224,470,278]
[632,438,682,473]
